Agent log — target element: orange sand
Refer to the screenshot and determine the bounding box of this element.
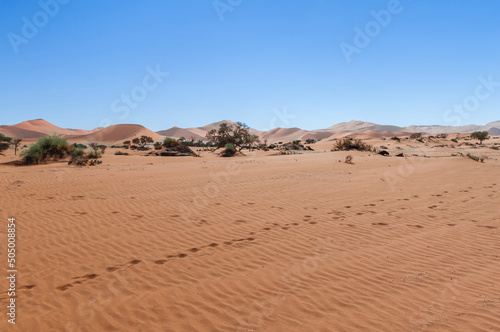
[1,139,499,331]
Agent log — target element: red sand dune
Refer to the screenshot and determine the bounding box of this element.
[156,126,206,141]
[68,124,165,145]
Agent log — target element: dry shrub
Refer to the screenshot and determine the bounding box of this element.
[332,138,373,152]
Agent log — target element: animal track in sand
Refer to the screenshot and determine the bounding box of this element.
[20,285,36,290]
[57,237,256,292]
[0,285,36,301]
[57,273,99,291]
[106,260,142,273]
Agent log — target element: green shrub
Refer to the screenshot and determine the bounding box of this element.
[115,151,129,155]
[331,138,373,151]
[451,138,458,143]
[21,135,72,165]
[221,143,236,157]
[88,150,102,159]
[20,148,43,165]
[72,148,85,157]
[163,137,181,147]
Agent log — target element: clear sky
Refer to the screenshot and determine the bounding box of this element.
[1,0,499,131]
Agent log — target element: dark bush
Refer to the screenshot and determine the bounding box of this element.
[410,133,422,139]
[0,133,12,155]
[332,138,373,151]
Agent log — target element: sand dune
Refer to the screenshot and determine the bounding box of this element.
[156,127,206,141]
[3,119,499,146]
[327,120,405,133]
[68,124,165,145]
[0,125,46,139]
[157,121,237,142]
[1,137,499,331]
[0,119,96,138]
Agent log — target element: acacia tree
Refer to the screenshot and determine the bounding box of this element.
[12,139,22,155]
[0,133,12,155]
[471,131,489,144]
[206,122,260,152]
[139,135,154,148]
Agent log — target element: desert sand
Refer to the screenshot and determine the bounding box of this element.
[1,135,500,332]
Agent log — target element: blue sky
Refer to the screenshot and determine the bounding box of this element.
[1,0,499,131]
